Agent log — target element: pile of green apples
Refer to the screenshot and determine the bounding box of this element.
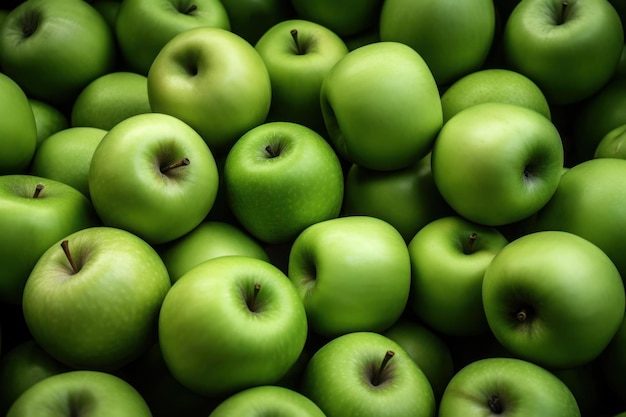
[2,0,626,416]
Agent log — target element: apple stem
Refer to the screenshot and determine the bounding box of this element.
[161,157,190,173]
[265,144,280,158]
[488,395,503,413]
[248,283,261,311]
[290,29,303,55]
[32,183,44,198]
[558,1,569,25]
[516,308,528,322]
[184,4,197,14]
[60,240,79,274]
[464,232,478,254]
[372,350,395,386]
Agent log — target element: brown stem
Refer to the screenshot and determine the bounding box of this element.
[265,144,280,158]
[185,4,197,14]
[516,308,527,322]
[558,2,569,25]
[372,350,395,386]
[33,183,44,198]
[488,395,503,413]
[161,157,190,173]
[248,283,261,311]
[464,232,478,254]
[291,29,303,55]
[60,240,79,274]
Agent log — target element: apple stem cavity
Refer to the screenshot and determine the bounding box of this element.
[184,4,197,14]
[558,1,569,25]
[61,240,79,274]
[160,157,190,173]
[464,232,478,254]
[488,395,504,414]
[516,308,528,322]
[290,29,304,55]
[372,350,395,386]
[247,283,262,312]
[20,10,39,38]
[265,144,281,158]
[32,183,44,198]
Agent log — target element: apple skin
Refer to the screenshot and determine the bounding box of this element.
[289,0,383,37]
[255,19,349,135]
[0,72,37,175]
[158,255,308,398]
[288,215,411,338]
[88,112,219,245]
[408,216,509,336]
[148,26,272,155]
[115,0,230,75]
[224,121,344,244]
[0,0,116,106]
[320,41,443,171]
[22,226,172,371]
[438,357,581,417]
[379,0,496,86]
[28,98,68,148]
[301,331,436,417]
[6,370,153,417]
[221,0,296,45]
[503,0,624,105]
[482,230,625,369]
[595,124,626,159]
[431,102,564,226]
[208,385,327,417]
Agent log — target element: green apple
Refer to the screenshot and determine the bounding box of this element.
[89,0,122,30]
[440,68,551,123]
[503,0,624,105]
[342,27,380,51]
[255,19,349,135]
[0,339,69,415]
[71,71,151,131]
[0,175,98,304]
[320,41,442,171]
[595,123,626,159]
[482,230,625,369]
[224,121,344,244]
[0,72,37,174]
[379,0,496,86]
[431,102,564,226]
[301,331,436,417]
[220,0,296,45]
[22,226,172,371]
[115,0,230,75]
[148,26,272,155]
[341,153,454,242]
[157,220,270,283]
[6,370,152,417]
[0,0,116,106]
[30,127,107,199]
[438,357,581,416]
[88,112,219,245]
[552,363,605,416]
[289,0,383,37]
[209,385,327,417]
[408,216,509,336]
[28,98,69,148]
[158,255,308,397]
[288,215,411,338]
[535,157,626,280]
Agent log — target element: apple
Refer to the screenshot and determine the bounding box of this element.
[379,0,496,86]
[148,26,272,155]
[341,153,454,242]
[408,215,509,336]
[157,220,270,283]
[552,363,606,416]
[224,121,344,244]
[503,0,624,105]
[482,230,625,369]
[30,127,108,199]
[208,385,327,417]
[431,102,564,226]
[595,123,626,159]
[288,215,411,338]
[22,226,172,371]
[0,72,37,175]
[0,0,116,106]
[115,0,230,75]
[440,68,552,124]
[255,19,349,135]
[320,41,443,171]
[90,0,121,30]
[6,370,153,417]
[0,175,99,305]
[289,0,383,37]
[220,0,296,45]
[88,112,219,245]
[438,357,581,416]
[301,331,436,417]
[71,71,151,131]
[158,255,308,397]
[28,98,69,148]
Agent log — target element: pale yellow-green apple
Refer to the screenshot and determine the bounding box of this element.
[71,71,151,131]
[0,0,116,106]
[289,0,383,37]
[288,216,411,338]
[28,99,68,148]
[148,27,272,155]
[224,121,344,244]
[503,0,624,105]
[0,72,37,174]
[255,19,349,135]
[220,0,296,45]
[320,41,443,171]
[595,123,626,159]
[483,230,625,369]
[431,102,564,226]
[115,0,230,75]
[88,113,219,245]
[380,0,496,86]
[30,127,107,199]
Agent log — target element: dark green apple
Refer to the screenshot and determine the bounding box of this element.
[28,98,68,148]
[289,0,383,37]
[220,0,296,45]
[595,123,626,159]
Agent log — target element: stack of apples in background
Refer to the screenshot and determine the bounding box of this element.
[2,0,626,416]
